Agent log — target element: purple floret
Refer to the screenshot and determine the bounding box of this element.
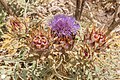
[49,14,80,38]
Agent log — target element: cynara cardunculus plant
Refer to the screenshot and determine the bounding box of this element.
[49,14,80,50]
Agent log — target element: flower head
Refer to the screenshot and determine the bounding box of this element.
[28,29,50,52]
[32,33,49,51]
[49,14,80,50]
[92,31,106,43]
[6,16,26,35]
[84,25,107,51]
[49,14,80,38]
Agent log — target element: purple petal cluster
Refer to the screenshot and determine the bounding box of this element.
[49,14,80,38]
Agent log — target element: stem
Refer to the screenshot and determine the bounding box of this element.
[106,19,120,36]
[0,0,14,15]
[79,0,85,19]
[75,0,85,20]
[105,4,120,36]
[75,0,80,20]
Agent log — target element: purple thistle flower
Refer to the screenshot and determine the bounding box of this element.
[49,14,80,38]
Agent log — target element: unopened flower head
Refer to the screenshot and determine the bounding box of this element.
[29,29,50,52]
[92,31,106,43]
[84,25,107,51]
[49,14,80,38]
[32,33,49,50]
[7,16,26,35]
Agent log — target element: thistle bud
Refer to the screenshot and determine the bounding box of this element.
[28,29,50,52]
[6,16,26,35]
[84,25,107,51]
